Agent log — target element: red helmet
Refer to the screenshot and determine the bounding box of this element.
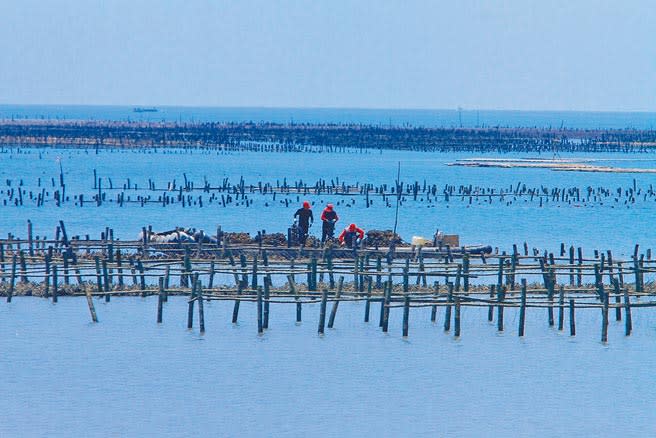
[303,201,311,209]
[349,223,356,232]
[326,203,334,210]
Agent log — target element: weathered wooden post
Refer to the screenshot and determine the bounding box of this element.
[497,255,504,290]
[327,276,344,329]
[375,256,382,289]
[402,265,409,293]
[509,249,517,289]
[311,257,318,291]
[382,280,392,333]
[577,247,583,287]
[288,274,301,323]
[364,276,372,322]
[157,277,164,323]
[454,297,461,337]
[27,220,34,256]
[518,279,527,337]
[251,255,258,289]
[102,259,110,302]
[94,256,103,300]
[263,276,271,330]
[444,282,453,332]
[462,253,470,292]
[63,253,70,285]
[187,277,197,329]
[497,286,505,332]
[431,281,440,322]
[239,254,248,288]
[487,285,495,322]
[558,286,565,331]
[569,299,576,336]
[137,260,146,295]
[86,284,98,323]
[454,264,462,292]
[547,281,555,327]
[257,286,263,334]
[569,246,575,286]
[52,264,58,303]
[612,277,621,321]
[19,250,27,284]
[623,286,632,336]
[197,281,205,334]
[116,250,124,289]
[402,295,411,337]
[208,260,215,290]
[318,288,328,334]
[7,255,17,303]
[327,251,335,289]
[232,279,244,324]
[601,288,609,343]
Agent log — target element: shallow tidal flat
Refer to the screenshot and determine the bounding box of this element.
[450,157,656,173]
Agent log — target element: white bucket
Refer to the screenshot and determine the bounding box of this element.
[411,236,431,247]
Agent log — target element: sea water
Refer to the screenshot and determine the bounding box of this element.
[1,107,656,436]
[1,148,656,257]
[1,297,655,437]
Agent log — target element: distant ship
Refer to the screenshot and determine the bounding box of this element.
[133,107,158,113]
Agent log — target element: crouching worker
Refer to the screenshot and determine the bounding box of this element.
[338,223,365,248]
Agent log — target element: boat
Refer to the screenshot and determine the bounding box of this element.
[133,107,158,113]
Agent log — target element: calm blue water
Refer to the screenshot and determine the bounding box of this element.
[1,148,656,257]
[1,297,655,437]
[1,104,656,129]
[2,122,656,436]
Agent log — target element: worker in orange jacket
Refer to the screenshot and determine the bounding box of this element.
[338,223,364,248]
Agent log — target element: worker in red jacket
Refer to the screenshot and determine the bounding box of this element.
[320,203,339,243]
[338,223,365,248]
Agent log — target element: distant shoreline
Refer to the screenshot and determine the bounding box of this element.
[1,105,655,131]
[0,119,654,153]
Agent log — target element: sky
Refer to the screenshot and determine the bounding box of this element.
[0,0,654,111]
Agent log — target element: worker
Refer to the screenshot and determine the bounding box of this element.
[338,223,365,248]
[320,203,339,243]
[293,201,313,245]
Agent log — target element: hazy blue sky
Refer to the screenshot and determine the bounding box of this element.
[0,1,653,111]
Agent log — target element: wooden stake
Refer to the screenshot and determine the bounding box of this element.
[623,286,632,336]
[569,299,576,336]
[454,297,461,338]
[86,285,98,323]
[327,276,344,329]
[558,286,565,331]
[444,282,453,332]
[157,277,164,323]
[257,286,263,334]
[518,279,526,337]
[402,295,410,337]
[318,288,328,334]
[7,255,16,303]
[197,281,205,334]
[52,264,58,303]
[187,278,196,329]
[601,289,609,343]
[497,286,505,332]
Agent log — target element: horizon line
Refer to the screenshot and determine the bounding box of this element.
[0,103,655,115]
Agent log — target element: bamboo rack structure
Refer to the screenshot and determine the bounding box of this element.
[0,231,653,343]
